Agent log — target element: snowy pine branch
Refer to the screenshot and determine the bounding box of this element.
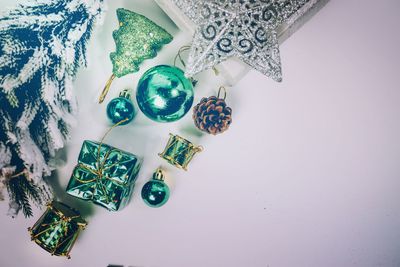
[0,0,104,216]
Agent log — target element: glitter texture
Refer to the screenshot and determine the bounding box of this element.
[172,0,312,82]
[110,8,173,78]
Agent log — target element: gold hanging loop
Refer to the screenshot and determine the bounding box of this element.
[98,74,116,104]
[217,86,227,100]
[174,45,191,68]
[97,117,129,158]
[174,45,198,86]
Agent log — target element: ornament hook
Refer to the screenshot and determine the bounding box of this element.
[217,86,227,100]
[173,45,198,86]
[174,45,191,68]
[99,74,116,104]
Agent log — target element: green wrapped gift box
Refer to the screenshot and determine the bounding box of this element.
[66,140,142,211]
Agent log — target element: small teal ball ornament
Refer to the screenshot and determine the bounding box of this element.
[106,90,136,125]
[136,65,194,122]
[141,169,170,208]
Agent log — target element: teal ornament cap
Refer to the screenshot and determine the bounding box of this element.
[136,65,194,122]
[141,169,170,208]
[106,90,136,125]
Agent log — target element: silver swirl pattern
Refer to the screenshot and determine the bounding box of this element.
[174,0,312,82]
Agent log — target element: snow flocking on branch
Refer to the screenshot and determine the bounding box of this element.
[0,0,105,215]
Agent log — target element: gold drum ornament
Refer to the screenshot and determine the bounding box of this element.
[159,133,203,171]
[28,201,87,259]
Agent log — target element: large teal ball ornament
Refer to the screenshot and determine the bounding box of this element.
[106,90,136,125]
[136,65,194,122]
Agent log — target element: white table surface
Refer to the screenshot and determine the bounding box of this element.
[1,1,400,267]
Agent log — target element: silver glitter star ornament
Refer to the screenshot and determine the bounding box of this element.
[173,0,312,82]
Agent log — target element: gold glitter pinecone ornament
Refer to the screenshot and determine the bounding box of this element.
[193,96,232,135]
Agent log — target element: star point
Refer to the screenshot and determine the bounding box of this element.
[173,0,310,81]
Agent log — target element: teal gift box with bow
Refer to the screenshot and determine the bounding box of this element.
[66,140,142,211]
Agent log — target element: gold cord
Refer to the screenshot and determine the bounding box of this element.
[71,118,130,202]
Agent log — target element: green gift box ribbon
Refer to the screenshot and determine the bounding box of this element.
[66,140,141,211]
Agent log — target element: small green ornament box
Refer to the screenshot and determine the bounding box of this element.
[66,140,142,211]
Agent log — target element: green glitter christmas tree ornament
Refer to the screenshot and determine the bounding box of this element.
[99,8,173,103]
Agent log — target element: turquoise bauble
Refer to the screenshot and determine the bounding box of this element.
[136,65,194,122]
[141,180,170,208]
[141,169,170,208]
[106,90,136,125]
